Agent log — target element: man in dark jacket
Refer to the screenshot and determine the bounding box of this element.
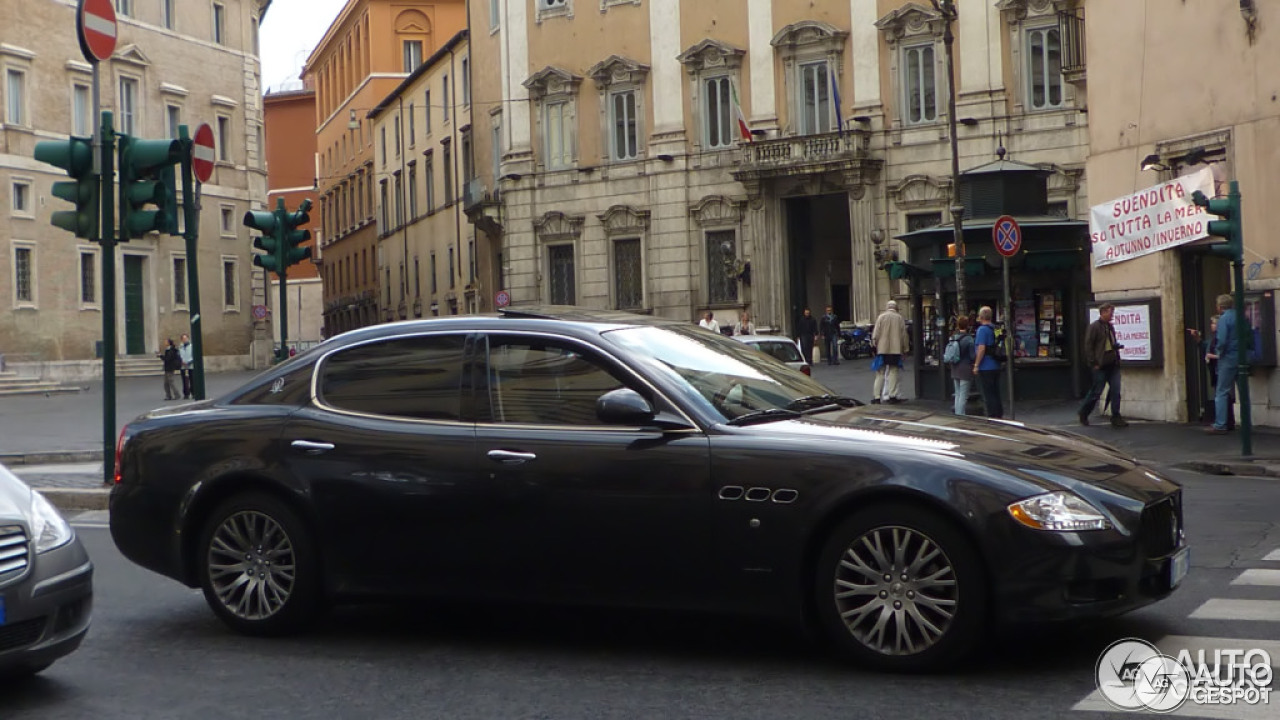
[819,306,841,365]
[1079,303,1127,427]
[796,308,819,365]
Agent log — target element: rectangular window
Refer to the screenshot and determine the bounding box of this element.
[547,244,575,305]
[414,256,421,298]
[461,130,474,182]
[903,44,937,125]
[704,76,732,149]
[4,69,24,126]
[399,262,405,300]
[393,115,401,156]
[461,57,471,106]
[613,238,642,310]
[490,0,500,30]
[408,164,418,219]
[1027,26,1063,110]
[424,89,432,133]
[379,180,389,230]
[425,154,435,211]
[385,267,391,305]
[11,181,30,215]
[115,0,132,16]
[118,76,138,135]
[222,259,237,308]
[706,230,739,305]
[81,252,97,304]
[173,256,187,306]
[544,101,572,169]
[213,4,226,45]
[380,127,387,165]
[14,246,33,303]
[442,76,449,122]
[448,247,455,288]
[906,212,943,232]
[73,83,92,136]
[469,240,476,282]
[408,102,415,146]
[216,115,230,161]
[393,172,403,227]
[403,40,423,72]
[167,105,182,139]
[162,0,175,30]
[430,252,438,293]
[220,206,234,234]
[442,143,453,204]
[610,90,638,161]
[799,61,832,135]
[492,117,502,181]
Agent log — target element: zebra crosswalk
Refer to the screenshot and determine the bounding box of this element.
[1073,549,1280,719]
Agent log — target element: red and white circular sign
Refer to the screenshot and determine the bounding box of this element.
[77,0,117,63]
[992,215,1022,258]
[191,123,216,183]
[495,290,511,308]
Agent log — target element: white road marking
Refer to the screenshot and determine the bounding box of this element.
[1074,689,1275,718]
[1189,599,1280,622]
[1263,550,1280,562]
[1232,569,1280,587]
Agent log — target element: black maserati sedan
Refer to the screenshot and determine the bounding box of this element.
[109,307,1186,672]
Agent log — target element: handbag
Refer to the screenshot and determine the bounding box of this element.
[871,354,884,371]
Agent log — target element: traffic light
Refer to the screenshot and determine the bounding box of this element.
[1192,183,1242,260]
[280,198,313,270]
[244,208,281,273]
[34,136,97,239]
[118,136,181,239]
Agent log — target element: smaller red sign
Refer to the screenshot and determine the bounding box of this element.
[993,215,1022,258]
[77,0,118,63]
[495,290,511,308]
[251,304,269,321]
[191,123,216,183]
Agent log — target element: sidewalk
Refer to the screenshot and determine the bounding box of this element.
[4,362,1277,513]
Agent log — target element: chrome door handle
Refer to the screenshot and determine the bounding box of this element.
[291,440,335,455]
[487,449,537,465]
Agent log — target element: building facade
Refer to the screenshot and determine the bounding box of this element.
[0,0,269,376]
[263,87,322,351]
[1085,0,1280,427]
[304,0,466,337]
[466,0,1089,341]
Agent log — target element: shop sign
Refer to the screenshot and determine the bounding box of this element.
[1089,168,1215,268]
[1089,303,1155,362]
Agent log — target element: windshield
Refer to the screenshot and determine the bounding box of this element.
[750,339,803,363]
[603,325,836,422]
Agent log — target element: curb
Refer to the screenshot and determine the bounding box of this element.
[1174,460,1280,478]
[1,450,104,467]
[41,487,110,512]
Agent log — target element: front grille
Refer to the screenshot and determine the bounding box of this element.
[1140,493,1182,557]
[0,525,30,579]
[0,617,46,652]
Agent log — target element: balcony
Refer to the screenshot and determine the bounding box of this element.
[1058,9,1086,84]
[463,177,504,237]
[732,129,880,192]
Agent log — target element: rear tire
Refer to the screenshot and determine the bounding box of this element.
[813,503,986,672]
[198,492,322,636]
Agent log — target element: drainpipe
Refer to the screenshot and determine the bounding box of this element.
[449,45,463,308]
[398,94,409,314]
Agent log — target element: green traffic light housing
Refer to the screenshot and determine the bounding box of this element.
[1191,188,1242,260]
[119,136,182,239]
[34,136,98,239]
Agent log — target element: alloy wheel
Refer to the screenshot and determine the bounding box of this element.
[832,525,958,656]
[206,510,297,621]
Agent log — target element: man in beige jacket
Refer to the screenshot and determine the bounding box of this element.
[870,300,909,404]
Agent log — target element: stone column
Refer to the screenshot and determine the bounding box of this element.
[848,187,877,324]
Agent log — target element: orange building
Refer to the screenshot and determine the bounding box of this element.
[263,88,322,347]
[303,0,466,337]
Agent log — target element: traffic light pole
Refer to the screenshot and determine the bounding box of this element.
[1225,183,1253,456]
[99,111,117,486]
[178,125,206,399]
[275,198,289,362]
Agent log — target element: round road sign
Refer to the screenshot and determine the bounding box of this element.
[77,0,118,63]
[251,304,269,321]
[495,290,511,308]
[192,123,216,183]
[993,215,1022,258]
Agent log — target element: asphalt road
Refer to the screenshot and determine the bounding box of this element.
[5,469,1278,720]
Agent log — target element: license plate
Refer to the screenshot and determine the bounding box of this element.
[1169,547,1190,588]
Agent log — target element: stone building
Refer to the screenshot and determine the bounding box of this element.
[464,0,1090,343]
[0,0,270,377]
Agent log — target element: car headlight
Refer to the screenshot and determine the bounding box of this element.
[30,490,75,553]
[1008,491,1112,531]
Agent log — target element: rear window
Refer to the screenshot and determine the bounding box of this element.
[753,340,802,363]
[230,364,314,406]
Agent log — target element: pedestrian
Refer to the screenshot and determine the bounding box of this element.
[1206,294,1241,434]
[796,308,819,365]
[698,311,720,334]
[819,305,841,366]
[1078,302,1128,428]
[870,300,908,404]
[159,339,181,401]
[1188,316,1236,429]
[971,306,1004,418]
[178,333,193,399]
[735,312,756,337]
[947,316,976,415]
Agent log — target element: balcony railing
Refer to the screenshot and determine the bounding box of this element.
[739,129,872,169]
[1058,9,1086,82]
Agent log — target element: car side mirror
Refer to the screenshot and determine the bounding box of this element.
[596,388,655,425]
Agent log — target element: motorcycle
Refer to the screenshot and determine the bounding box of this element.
[839,323,874,360]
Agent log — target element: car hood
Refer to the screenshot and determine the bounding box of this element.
[0,463,34,521]
[736,405,1148,488]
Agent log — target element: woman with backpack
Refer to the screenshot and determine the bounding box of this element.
[945,316,976,415]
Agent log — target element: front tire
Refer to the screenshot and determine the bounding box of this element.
[198,492,322,636]
[813,504,986,672]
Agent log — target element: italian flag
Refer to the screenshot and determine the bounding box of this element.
[731,78,752,143]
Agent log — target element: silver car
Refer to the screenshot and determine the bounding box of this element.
[0,463,93,678]
[734,334,812,375]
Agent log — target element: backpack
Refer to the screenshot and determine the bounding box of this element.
[990,335,1008,364]
[943,335,962,365]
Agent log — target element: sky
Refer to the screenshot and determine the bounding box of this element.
[260,0,350,92]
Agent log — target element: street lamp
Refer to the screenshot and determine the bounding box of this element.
[932,0,966,318]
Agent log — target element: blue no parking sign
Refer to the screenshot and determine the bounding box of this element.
[993,215,1022,257]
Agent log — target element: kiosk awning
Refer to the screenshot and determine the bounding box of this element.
[931,257,987,278]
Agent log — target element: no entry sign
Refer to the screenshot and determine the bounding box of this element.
[191,123,216,183]
[77,0,117,63]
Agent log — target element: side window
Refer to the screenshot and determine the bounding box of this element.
[320,334,467,420]
[482,337,625,426]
